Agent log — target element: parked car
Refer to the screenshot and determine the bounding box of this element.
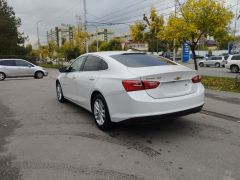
[198,56,226,68]
[56,51,204,130]
[225,54,240,73]
[219,53,229,60]
[0,59,48,81]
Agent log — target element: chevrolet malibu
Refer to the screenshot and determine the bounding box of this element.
[56,52,205,130]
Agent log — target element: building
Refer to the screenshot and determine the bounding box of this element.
[47,24,74,47]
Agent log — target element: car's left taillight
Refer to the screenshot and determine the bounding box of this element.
[122,80,160,92]
[192,75,201,83]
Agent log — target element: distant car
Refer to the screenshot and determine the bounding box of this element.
[56,51,204,130]
[0,59,48,81]
[225,54,240,73]
[195,55,205,60]
[198,56,226,68]
[219,53,229,60]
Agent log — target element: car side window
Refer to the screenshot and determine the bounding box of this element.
[0,61,3,65]
[69,56,85,72]
[83,56,108,71]
[1,60,16,66]
[15,60,33,67]
[232,55,240,60]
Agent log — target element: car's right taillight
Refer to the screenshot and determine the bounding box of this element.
[122,80,160,92]
[192,75,201,83]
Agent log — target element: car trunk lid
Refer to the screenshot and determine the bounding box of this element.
[127,65,197,99]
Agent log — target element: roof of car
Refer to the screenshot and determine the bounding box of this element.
[86,51,146,57]
[0,59,24,61]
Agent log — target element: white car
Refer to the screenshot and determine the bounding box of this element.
[56,52,205,130]
[198,56,226,68]
[0,59,48,81]
[225,54,240,73]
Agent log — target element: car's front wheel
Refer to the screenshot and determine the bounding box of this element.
[215,62,220,68]
[56,82,65,103]
[199,62,204,67]
[34,71,44,79]
[230,65,239,73]
[0,72,6,81]
[92,94,112,130]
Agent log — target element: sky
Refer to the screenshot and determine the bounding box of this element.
[7,0,239,46]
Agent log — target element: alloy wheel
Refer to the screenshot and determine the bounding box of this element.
[56,83,62,100]
[37,72,44,79]
[231,66,239,73]
[0,73,5,81]
[94,99,106,126]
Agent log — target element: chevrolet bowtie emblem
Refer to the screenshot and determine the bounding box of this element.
[174,76,182,81]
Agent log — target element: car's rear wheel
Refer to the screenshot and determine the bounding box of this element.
[56,82,65,103]
[0,72,6,81]
[230,65,239,73]
[215,62,220,68]
[199,62,204,67]
[34,71,44,79]
[92,94,112,130]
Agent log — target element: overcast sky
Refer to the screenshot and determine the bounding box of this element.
[7,0,239,46]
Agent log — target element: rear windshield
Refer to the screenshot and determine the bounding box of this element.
[111,54,176,67]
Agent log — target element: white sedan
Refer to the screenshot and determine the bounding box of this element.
[56,51,204,130]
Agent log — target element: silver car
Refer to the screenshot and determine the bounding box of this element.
[0,59,48,81]
[198,56,226,68]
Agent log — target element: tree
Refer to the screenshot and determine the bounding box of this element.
[165,0,233,70]
[129,7,167,52]
[129,21,146,42]
[99,39,122,51]
[0,0,26,55]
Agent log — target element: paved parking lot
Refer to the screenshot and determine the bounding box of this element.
[0,72,240,180]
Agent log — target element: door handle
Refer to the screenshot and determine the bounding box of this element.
[72,77,76,79]
[89,78,95,81]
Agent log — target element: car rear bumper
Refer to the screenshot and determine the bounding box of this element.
[105,83,205,122]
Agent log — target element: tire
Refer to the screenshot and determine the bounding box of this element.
[230,65,239,73]
[92,94,112,131]
[34,71,44,79]
[215,63,220,68]
[0,72,6,81]
[56,82,65,103]
[199,63,204,67]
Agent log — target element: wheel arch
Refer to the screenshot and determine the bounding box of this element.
[90,90,106,112]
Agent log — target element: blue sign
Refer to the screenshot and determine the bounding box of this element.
[182,42,190,63]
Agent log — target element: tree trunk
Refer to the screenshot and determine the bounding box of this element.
[190,46,198,70]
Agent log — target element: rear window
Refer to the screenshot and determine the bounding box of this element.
[111,53,176,67]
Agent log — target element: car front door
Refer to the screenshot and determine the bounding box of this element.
[61,56,86,100]
[74,55,108,109]
[15,60,35,76]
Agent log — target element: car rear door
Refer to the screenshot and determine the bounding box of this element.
[74,55,107,108]
[1,60,19,77]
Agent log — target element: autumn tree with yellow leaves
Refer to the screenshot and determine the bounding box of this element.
[165,0,233,70]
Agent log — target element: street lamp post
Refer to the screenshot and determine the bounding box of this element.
[37,20,43,50]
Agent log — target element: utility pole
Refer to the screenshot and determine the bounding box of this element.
[234,0,239,38]
[37,20,42,50]
[173,0,177,61]
[83,0,88,53]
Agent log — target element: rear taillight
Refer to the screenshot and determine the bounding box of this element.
[192,75,201,83]
[122,80,160,92]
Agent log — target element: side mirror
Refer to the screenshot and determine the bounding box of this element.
[59,67,68,73]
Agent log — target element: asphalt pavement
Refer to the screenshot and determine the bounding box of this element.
[0,70,240,180]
